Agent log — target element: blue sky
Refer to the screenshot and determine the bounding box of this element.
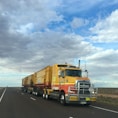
[0,0,118,87]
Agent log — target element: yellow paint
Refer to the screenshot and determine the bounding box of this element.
[86,97,90,101]
[69,96,78,101]
[90,97,97,101]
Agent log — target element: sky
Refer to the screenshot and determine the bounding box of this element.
[0,0,118,87]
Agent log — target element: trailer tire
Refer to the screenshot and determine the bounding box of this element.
[35,92,38,96]
[45,93,49,100]
[60,92,66,105]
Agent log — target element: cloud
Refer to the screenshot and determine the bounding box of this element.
[59,0,103,14]
[86,49,118,87]
[87,49,118,64]
[0,23,99,73]
[71,17,89,29]
[0,14,9,32]
[20,31,99,71]
[58,0,118,16]
[90,9,118,42]
[0,0,118,87]
[0,0,64,34]
[92,80,118,88]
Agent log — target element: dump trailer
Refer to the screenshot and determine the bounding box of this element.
[22,63,97,105]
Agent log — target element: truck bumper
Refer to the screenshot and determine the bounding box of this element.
[65,95,96,105]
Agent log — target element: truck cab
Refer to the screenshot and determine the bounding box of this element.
[50,64,97,105]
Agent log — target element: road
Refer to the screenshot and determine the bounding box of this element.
[0,87,118,118]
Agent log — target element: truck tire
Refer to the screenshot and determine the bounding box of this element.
[42,91,46,99]
[60,92,66,105]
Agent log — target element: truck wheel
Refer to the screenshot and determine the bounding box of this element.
[43,93,46,99]
[60,92,66,105]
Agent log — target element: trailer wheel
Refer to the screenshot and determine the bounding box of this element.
[60,92,66,105]
[43,93,45,99]
[45,93,49,100]
[35,92,38,96]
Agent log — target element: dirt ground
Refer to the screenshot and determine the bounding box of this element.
[98,94,118,98]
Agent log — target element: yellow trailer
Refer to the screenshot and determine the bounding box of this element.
[32,66,52,95]
[22,74,34,93]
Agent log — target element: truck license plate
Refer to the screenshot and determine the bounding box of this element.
[80,101,87,104]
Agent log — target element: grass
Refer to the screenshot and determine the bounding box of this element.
[97,95,118,106]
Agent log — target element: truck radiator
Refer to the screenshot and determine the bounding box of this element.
[79,82,90,95]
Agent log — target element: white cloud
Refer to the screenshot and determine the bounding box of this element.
[85,49,118,87]
[71,17,89,29]
[92,80,118,88]
[26,31,98,69]
[87,49,118,64]
[16,23,34,34]
[0,0,63,34]
[90,9,118,42]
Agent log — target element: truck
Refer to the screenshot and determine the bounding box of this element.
[22,63,97,105]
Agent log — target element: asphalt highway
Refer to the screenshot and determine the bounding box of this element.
[0,87,118,118]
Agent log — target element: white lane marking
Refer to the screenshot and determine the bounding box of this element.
[30,97,36,101]
[0,88,6,103]
[90,105,118,114]
[69,116,78,118]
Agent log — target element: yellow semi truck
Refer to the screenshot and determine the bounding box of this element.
[22,63,97,105]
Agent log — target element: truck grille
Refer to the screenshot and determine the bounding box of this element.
[79,88,90,95]
[79,81,90,95]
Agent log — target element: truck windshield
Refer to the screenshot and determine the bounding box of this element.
[65,70,81,77]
